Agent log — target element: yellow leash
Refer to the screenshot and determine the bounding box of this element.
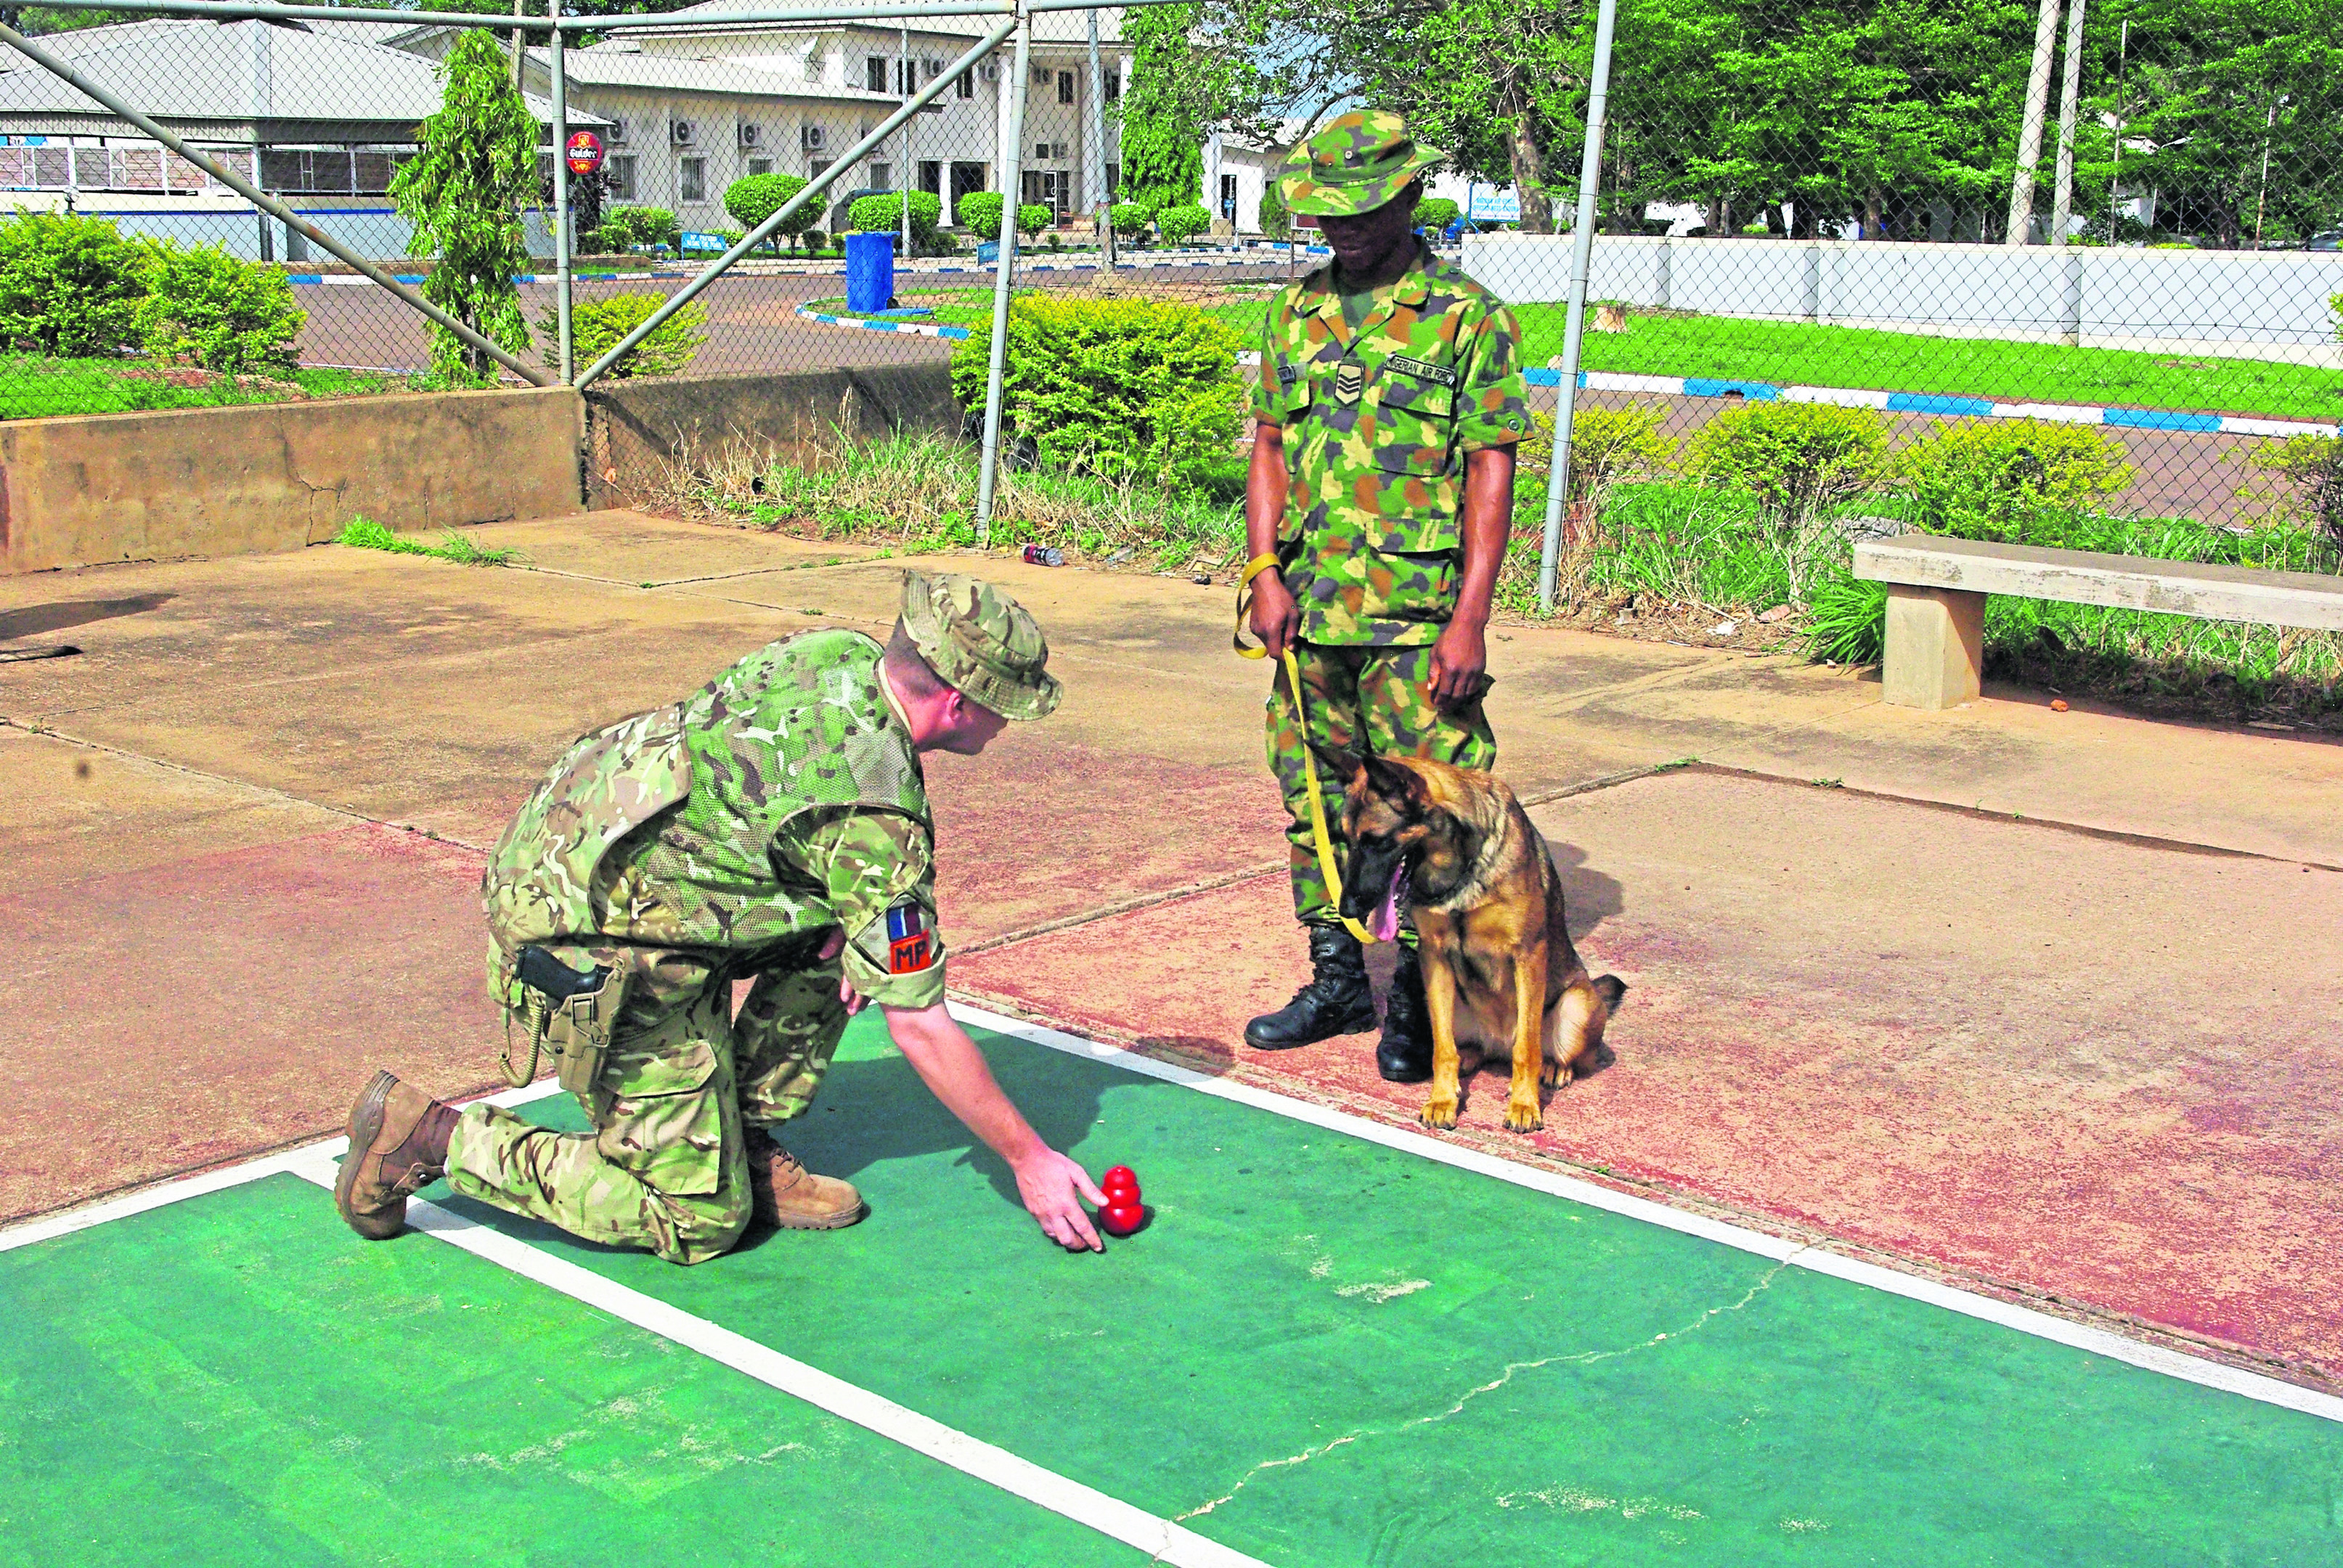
[1235,552,1380,945]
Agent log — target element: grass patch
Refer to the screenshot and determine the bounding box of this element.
[1127,285,2343,422]
[0,356,420,420]
[335,517,516,566]
[655,424,1244,572]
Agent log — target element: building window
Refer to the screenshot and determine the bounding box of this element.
[867,57,888,93]
[869,161,891,189]
[1106,69,1120,102]
[811,158,835,179]
[680,156,705,203]
[608,155,637,200]
[1035,141,1049,161]
[1058,70,1075,105]
[955,68,974,100]
[895,59,913,95]
[918,159,941,196]
[1220,173,1237,219]
[747,157,772,177]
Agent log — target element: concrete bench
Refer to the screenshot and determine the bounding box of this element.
[1851,534,2343,709]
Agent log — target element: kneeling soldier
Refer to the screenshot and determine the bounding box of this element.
[335,572,1111,1261]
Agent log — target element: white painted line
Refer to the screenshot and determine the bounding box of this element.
[0,1076,568,1255]
[950,1003,2343,1427]
[282,1167,1268,1568]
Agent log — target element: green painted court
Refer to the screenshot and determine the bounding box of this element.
[6,1010,2338,1567]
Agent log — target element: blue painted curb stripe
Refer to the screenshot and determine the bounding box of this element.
[1885,392,1997,417]
[1520,367,2336,438]
[2103,407,2226,433]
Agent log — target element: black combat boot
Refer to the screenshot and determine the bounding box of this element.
[1376,943,1435,1083]
[1244,924,1376,1049]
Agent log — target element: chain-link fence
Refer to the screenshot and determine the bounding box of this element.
[1447,0,2343,586]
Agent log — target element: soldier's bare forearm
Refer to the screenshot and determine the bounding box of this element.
[1452,444,1518,632]
[1246,422,1287,563]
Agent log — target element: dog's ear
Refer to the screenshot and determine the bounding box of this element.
[1361,751,1430,810]
[1309,740,1366,790]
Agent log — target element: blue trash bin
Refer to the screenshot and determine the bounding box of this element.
[845,231,895,314]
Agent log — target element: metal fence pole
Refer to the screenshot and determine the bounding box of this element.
[574,15,1014,388]
[0,19,553,388]
[973,11,1034,543]
[1085,5,1112,278]
[900,23,913,255]
[1534,0,1619,613]
[550,0,574,383]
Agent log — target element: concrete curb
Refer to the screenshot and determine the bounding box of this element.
[1528,367,2339,438]
[794,305,971,341]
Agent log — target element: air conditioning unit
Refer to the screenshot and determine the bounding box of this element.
[979,61,1000,83]
[605,118,628,145]
[923,57,944,78]
[1051,141,1067,160]
[670,120,696,146]
[802,123,827,153]
[738,123,762,148]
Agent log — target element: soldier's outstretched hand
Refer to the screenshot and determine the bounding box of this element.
[1014,1148,1109,1252]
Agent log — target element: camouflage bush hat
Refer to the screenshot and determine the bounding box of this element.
[900,570,1062,721]
[1279,110,1446,219]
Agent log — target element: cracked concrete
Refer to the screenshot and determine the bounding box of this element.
[1166,1254,1801,1533]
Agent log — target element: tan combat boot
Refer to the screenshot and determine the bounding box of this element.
[334,1070,461,1240]
[746,1128,865,1230]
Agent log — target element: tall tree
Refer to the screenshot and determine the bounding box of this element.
[389,28,535,383]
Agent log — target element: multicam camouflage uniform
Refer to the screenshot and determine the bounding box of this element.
[1257,110,1533,926]
[448,626,953,1265]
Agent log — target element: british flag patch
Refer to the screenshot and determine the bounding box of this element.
[884,899,934,974]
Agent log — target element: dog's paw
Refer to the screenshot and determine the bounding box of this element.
[1419,1097,1459,1131]
[1541,1062,1570,1090]
[1504,1097,1544,1134]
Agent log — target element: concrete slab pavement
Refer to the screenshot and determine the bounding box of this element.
[4,509,2336,1392]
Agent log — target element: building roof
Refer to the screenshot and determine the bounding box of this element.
[0,18,597,139]
[547,44,898,104]
[627,1,1126,47]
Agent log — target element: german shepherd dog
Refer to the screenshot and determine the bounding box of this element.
[1336,753,1626,1134]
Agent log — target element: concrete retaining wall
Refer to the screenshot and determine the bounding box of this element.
[0,385,584,575]
[1464,234,2343,365]
[584,362,961,509]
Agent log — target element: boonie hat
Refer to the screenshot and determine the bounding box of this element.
[1279,109,1446,219]
[900,571,1062,722]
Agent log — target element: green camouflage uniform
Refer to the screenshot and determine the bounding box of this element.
[447,576,1059,1265]
[1256,111,1532,927]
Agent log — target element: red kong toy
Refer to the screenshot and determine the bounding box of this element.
[1096,1165,1144,1236]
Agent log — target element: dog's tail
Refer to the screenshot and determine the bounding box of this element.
[1557,973,1628,1079]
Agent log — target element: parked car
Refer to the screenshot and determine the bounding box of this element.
[2302,229,2342,251]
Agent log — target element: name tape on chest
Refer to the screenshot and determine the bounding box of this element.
[1385,355,1459,389]
[884,899,936,974]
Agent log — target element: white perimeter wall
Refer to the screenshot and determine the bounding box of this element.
[1461,235,2343,366]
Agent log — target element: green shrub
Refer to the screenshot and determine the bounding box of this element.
[1520,401,1676,519]
[1257,185,1289,243]
[1412,197,1461,234]
[0,209,150,357]
[956,192,1004,241]
[134,242,305,375]
[723,172,821,250]
[1894,417,2133,544]
[1109,201,1154,240]
[1016,203,1054,238]
[803,228,828,253]
[2247,431,2343,558]
[1156,203,1210,246]
[847,190,943,243]
[1684,400,1888,534]
[950,295,1245,486]
[604,206,680,250]
[1801,568,1888,664]
[534,290,706,379]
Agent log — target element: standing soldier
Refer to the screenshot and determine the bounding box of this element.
[335,573,1112,1261]
[1240,111,1532,1081]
